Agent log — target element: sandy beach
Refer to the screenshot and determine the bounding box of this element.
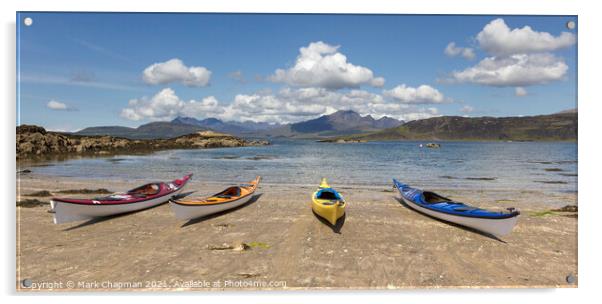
[16,173,577,290]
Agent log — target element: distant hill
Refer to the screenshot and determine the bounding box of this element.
[75,121,207,139]
[333,111,577,142]
[557,108,577,114]
[259,110,403,138]
[72,126,137,138]
[373,116,403,129]
[172,116,280,135]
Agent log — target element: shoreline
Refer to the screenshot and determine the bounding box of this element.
[17,174,577,290]
[318,137,578,143]
[17,172,577,208]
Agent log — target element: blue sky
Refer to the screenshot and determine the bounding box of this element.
[17,13,577,131]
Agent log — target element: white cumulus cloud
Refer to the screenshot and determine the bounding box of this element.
[476,18,576,56]
[142,58,212,87]
[443,18,575,89]
[47,100,76,111]
[269,41,385,90]
[47,100,67,110]
[448,53,568,87]
[218,87,438,123]
[121,87,441,124]
[120,88,222,121]
[444,42,476,60]
[383,84,447,104]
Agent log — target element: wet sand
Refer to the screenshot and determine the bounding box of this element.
[16,173,577,290]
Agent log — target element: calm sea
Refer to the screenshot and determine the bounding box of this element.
[29,140,577,194]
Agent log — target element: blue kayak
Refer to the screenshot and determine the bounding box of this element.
[392,179,520,236]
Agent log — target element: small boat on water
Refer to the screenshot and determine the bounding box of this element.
[51,174,192,224]
[425,143,441,148]
[312,178,346,225]
[170,176,261,220]
[392,179,519,236]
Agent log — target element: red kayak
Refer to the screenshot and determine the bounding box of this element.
[50,174,192,224]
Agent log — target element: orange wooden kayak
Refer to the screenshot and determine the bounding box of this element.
[170,176,261,220]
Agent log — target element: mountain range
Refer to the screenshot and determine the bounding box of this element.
[256,110,404,138]
[171,116,281,135]
[74,110,403,139]
[72,109,576,141]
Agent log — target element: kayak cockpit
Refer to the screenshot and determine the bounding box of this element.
[316,189,340,200]
[422,191,453,204]
[215,187,241,199]
[315,188,345,206]
[127,183,162,197]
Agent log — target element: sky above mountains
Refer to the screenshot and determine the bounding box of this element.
[17,13,577,131]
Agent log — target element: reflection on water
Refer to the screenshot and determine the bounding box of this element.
[26,140,577,194]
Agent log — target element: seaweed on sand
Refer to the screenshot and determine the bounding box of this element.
[17,199,48,208]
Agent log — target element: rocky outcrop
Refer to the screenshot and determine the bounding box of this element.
[17,125,75,156]
[425,143,441,148]
[17,125,269,160]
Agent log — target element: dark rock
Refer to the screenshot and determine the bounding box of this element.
[425,143,441,148]
[17,125,47,134]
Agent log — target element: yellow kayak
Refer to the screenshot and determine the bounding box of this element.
[311,178,346,225]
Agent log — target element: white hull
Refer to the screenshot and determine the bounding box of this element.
[399,194,519,237]
[51,188,183,224]
[170,194,254,221]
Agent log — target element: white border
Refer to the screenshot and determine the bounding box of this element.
[2,0,601,303]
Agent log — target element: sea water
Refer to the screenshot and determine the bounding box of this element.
[29,140,577,194]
